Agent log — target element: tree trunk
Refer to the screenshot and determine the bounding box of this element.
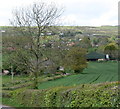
[33,75,38,89]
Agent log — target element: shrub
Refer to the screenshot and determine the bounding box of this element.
[5,82,119,107]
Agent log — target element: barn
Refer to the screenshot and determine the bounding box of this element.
[86,52,106,61]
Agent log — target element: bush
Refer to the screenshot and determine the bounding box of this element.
[6,82,119,107]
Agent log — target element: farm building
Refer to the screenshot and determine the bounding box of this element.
[86,52,106,61]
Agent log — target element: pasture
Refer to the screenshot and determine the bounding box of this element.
[38,61,118,89]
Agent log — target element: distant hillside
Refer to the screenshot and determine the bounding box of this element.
[0,26,117,38]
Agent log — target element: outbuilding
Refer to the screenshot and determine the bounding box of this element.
[86,52,106,61]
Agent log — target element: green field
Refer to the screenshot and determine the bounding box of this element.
[38,61,118,89]
[2,61,119,107]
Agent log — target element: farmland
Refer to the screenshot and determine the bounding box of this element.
[0,0,119,107]
[1,25,119,108]
[38,61,118,89]
[2,52,120,108]
[2,61,120,107]
[2,61,118,90]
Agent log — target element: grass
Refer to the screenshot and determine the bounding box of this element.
[2,74,64,90]
[2,75,29,84]
[1,61,119,107]
[38,61,118,89]
[2,61,118,90]
[2,98,24,107]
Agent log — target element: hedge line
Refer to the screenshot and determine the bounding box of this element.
[2,75,64,91]
[4,82,120,107]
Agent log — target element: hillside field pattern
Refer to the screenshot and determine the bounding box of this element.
[38,61,118,89]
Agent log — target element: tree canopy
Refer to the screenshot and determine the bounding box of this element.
[63,47,87,73]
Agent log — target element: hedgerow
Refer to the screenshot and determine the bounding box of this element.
[3,82,119,107]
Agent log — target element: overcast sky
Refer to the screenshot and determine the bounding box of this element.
[0,0,119,26]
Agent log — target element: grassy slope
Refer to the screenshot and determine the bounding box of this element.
[38,61,118,89]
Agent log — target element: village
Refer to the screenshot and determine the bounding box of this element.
[1,0,120,108]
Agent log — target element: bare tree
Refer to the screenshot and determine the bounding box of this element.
[10,1,64,89]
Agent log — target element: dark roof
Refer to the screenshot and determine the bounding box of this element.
[86,52,106,59]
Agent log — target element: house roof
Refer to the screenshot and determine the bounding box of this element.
[86,52,106,59]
